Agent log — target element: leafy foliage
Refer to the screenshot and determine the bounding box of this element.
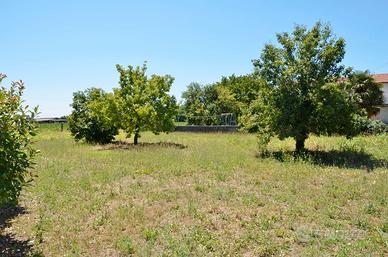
[181,75,263,125]
[182,84,210,125]
[215,74,263,108]
[182,82,241,125]
[245,22,358,152]
[68,88,119,144]
[182,83,215,125]
[346,71,384,116]
[175,103,187,122]
[115,63,177,144]
[353,115,387,135]
[0,74,38,206]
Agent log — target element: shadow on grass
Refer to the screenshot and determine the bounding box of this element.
[0,205,37,257]
[100,141,187,150]
[258,149,388,171]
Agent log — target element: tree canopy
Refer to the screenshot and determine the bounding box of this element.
[181,75,261,125]
[115,63,177,144]
[68,88,119,144]
[181,82,212,125]
[347,71,384,117]
[244,22,358,152]
[215,74,263,107]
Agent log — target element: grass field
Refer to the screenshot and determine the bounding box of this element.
[1,124,387,256]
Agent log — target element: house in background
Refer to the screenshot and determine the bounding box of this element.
[371,73,388,124]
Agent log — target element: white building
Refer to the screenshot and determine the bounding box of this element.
[371,74,388,124]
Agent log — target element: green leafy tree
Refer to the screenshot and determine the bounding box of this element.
[213,86,240,115]
[0,74,38,206]
[176,102,187,122]
[182,82,240,125]
[182,82,208,125]
[215,74,263,108]
[347,71,384,117]
[246,22,358,152]
[68,88,119,144]
[115,63,177,145]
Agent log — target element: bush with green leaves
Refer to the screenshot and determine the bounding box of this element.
[68,88,119,144]
[353,115,387,135]
[0,74,38,206]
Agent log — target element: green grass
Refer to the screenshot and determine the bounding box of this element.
[4,125,388,256]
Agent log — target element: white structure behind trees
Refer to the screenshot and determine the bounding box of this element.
[371,74,388,124]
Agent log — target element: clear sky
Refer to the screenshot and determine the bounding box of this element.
[2,0,388,117]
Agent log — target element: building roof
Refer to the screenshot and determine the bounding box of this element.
[372,73,388,83]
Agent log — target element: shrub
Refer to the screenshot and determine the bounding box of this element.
[68,88,119,144]
[353,115,387,135]
[0,74,38,206]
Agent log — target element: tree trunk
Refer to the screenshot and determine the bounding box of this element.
[134,132,139,145]
[133,125,140,145]
[295,137,306,153]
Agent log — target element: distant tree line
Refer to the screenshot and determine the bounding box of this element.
[180,64,384,132]
[180,74,261,125]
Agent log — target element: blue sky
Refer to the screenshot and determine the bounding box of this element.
[2,0,388,117]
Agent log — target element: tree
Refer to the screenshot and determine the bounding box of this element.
[182,82,240,125]
[246,22,358,153]
[0,74,38,206]
[182,82,209,125]
[347,71,384,117]
[115,63,177,145]
[215,74,263,108]
[68,88,119,144]
[175,102,187,123]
